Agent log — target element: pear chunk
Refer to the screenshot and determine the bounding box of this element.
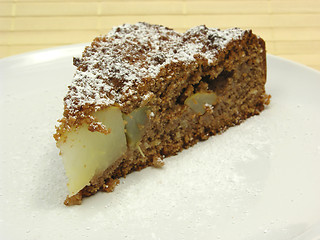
[57,107,127,196]
[123,106,149,148]
[185,92,218,115]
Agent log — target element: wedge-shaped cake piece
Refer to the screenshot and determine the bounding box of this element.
[54,22,270,205]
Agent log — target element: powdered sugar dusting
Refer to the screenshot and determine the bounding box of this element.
[65,22,246,114]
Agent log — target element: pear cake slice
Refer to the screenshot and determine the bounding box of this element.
[54,22,270,205]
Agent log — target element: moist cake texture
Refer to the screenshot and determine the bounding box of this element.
[54,22,270,205]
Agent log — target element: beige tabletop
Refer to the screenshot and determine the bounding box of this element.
[1,0,320,71]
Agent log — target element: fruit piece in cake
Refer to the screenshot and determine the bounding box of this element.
[54,22,270,205]
[57,107,126,196]
[123,106,149,148]
[185,92,218,115]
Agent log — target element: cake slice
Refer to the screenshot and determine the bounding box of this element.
[54,22,270,205]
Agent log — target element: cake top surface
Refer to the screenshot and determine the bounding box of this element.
[64,22,247,115]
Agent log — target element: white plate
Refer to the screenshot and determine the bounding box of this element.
[0,45,320,240]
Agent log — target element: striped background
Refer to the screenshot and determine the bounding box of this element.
[1,0,320,71]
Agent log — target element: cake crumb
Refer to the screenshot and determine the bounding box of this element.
[153,157,165,168]
[102,178,120,193]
